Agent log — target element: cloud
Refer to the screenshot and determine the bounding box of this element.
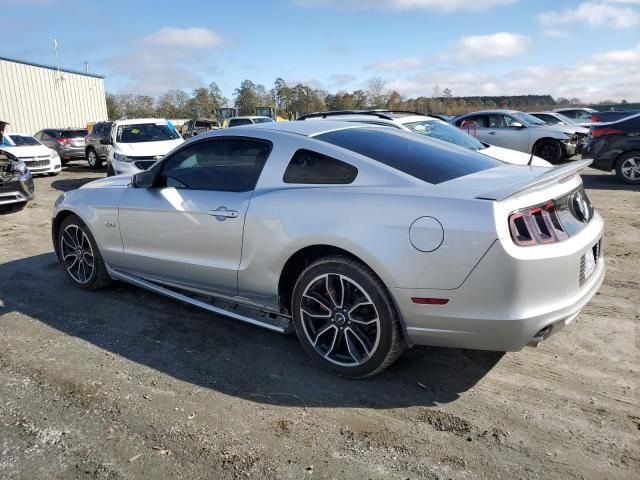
[384,45,640,102]
[106,27,226,96]
[538,1,640,28]
[327,74,358,88]
[367,56,423,70]
[448,32,530,63]
[142,27,225,48]
[541,29,569,38]
[293,0,517,12]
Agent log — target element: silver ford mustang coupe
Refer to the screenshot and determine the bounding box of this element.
[51,121,605,378]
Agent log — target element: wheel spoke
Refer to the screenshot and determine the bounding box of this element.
[62,230,77,250]
[346,326,372,358]
[326,274,344,308]
[324,328,339,358]
[301,308,331,319]
[303,292,332,313]
[313,323,336,346]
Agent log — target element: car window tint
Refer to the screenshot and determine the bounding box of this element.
[283,149,358,184]
[62,130,87,138]
[161,139,271,192]
[316,127,500,185]
[229,119,253,127]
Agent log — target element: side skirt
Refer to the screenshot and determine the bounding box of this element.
[106,267,289,334]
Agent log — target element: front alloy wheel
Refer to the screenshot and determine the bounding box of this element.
[58,215,112,290]
[534,139,562,164]
[292,256,404,378]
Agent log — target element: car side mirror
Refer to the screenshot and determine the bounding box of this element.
[100,138,112,145]
[132,170,156,188]
[510,121,524,128]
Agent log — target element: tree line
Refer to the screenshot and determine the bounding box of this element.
[105,77,601,121]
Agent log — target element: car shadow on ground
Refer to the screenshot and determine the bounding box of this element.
[0,253,503,409]
[581,171,639,192]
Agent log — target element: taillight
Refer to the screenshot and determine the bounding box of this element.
[592,128,624,138]
[508,201,568,246]
[591,114,597,123]
[56,137,69,145]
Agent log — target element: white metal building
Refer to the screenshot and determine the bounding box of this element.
[0,57,107,135]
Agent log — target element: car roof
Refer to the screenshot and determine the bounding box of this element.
[553,108,596,112]
[230,116,272,120]
[113,118,169,125]
[455,109,519,116]
[6,132,34,137]
[249,120,367,137]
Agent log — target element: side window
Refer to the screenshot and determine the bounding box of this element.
[160,139,271,192]
[34,131,43,140]
[561,110,577,119]
[458,115,487,128]
[487,115,509,128]
[93,124,103,136]
[283,149,358,184]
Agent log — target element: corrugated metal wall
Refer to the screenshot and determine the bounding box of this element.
[0,58,108,135]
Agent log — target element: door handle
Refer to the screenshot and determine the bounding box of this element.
[209,207,238,221]
[488,131,496,135]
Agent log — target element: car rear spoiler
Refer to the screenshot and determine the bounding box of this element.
[476,159,593,201]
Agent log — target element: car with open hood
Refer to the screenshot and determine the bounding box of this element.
[52,121,605,377]
[1,148,34,213]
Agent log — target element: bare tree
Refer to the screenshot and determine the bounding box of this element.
[367,77,389,108]
[432,84,441,98]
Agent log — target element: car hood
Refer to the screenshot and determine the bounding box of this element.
[80,174,133,189]
[480,144,551,167]
[114,138,183,156]
[550,124,589,135]
[1,144,52,158]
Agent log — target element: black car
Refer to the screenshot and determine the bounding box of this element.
[583,113,640,184]
[85,121,113,169]
[34,128,87,164]
[0,149,34,213]
[180,119,219,139]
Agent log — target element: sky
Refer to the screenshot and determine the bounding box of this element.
[1,0,639,103]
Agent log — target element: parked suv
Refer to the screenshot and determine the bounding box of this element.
[180,119,219,139]
[105,119,184,176]
[85,121,113,169]
[451,110,578,163]
[34,128,87,164]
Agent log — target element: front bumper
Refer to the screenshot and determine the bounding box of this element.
[394,214,605,351]
[0,172,35,207]
[20,156,62,175]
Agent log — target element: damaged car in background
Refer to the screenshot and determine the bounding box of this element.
[51,122,605,378]
[0,148,34,213]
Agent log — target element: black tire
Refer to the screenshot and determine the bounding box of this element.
[106,161,115,177]
[48,172,60,176]
[533,139,563,164]
[86,148,102,169]
[291,256,405,378]
[615,151,640,185]
[58,214,112,291]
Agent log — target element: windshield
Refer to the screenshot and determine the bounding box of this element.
[553,113,577,125]
[513,112,546,125]
[404,120,485,151]
[5,135,41,146]
[253,118,274,124]
[116,123,181,143]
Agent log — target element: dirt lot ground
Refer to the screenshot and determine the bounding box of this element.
[0,162,638,479]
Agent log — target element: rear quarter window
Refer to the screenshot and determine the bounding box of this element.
[284,149,358,184]
[315,127,500,184]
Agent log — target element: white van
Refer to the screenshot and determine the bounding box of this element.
[105,119,184,176]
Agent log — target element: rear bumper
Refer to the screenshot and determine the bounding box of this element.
[393,214,605,351]
[60,146,85,159]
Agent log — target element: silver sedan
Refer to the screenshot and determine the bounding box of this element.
[51,121,605,377]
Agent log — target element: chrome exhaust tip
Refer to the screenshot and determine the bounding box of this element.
[527,325,553,348]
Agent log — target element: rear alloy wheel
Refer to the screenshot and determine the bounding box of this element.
[292,256,404,378]
[534,139,563,164]
[615,151,640,185]
[58,215,112,290]
[87,148,102,169]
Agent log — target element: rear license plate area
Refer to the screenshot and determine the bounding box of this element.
[580,239,601,284]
